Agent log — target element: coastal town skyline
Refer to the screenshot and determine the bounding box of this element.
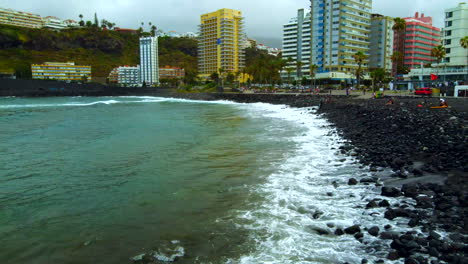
[0,0,463,47]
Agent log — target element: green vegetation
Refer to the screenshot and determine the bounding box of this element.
[0,24,198,80]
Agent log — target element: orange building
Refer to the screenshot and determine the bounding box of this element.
[159,66,185,79]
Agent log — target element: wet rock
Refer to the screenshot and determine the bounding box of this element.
[334,228,344,236]
[368,226,379,237]
[312,210,324,219]
[354,232,364,240]
[428,231,441,240]
[387,250,400,260]
[326,223,335,228]
[380,231,399,240]
[384,224,392,230]
[344,225,361,235]
[311,227,331,236]
[379,200,390,207]
[404,257,420,264]
[348,178,358,185]
[428,247,440,257]
[366,200,378,209]
[360,177,378,183]
[381,187,402,197]
[361,259,368,264]
[384,208,413,220]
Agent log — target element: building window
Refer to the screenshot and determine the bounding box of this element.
[445,39,452,45]
[446,48,451,54]
[445,21,452,27]
[446,12,453,18]
[445,30,452,36]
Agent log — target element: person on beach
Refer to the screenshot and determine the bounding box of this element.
[386,98,394,105]
[439,99,448,107]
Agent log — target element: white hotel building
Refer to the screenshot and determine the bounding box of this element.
[140,37,159,86]
[282,0,372,82]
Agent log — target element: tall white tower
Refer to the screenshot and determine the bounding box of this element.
[139,37,159,86]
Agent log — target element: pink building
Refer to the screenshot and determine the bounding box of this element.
[400,12,441,69]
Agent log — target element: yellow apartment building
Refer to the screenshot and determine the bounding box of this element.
[31,62,92,82]
[198,8,245,79]
[0,7,43,29]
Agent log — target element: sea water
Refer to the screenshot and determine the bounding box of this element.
[0,96,409,264]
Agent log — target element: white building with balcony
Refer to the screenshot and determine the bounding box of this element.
[441,2,468,81]
[43,16,67,30]
[140,37,159,86]
[282,0,372,82]
[369,14,394,71]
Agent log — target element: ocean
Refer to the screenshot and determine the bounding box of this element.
[0,96,406,264]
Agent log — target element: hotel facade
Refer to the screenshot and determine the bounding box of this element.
[0,7,43,29]
[198,8,245,79]
[369,14,394,71]
[31,62,91,82]
[399,13,441,69]
[139,37,159,86]
[282,0,372,81]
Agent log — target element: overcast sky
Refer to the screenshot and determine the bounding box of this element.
[0,0,462,47]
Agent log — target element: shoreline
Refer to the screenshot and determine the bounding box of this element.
[163,93,468,263]
[2,84,467,262]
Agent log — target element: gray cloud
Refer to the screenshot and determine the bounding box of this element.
[0,0,461,47]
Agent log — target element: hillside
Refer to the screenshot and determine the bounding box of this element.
[0,24,198,79]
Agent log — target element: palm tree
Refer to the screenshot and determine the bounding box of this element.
[369,68,387,92]
[431,45,447,82]
[296,61,303,80]
[285,67,294,86]
[218,67,225,87]
[353,51,367,90]
[392,18,407,76]
[309,64,318,89]
[460,36,468,49]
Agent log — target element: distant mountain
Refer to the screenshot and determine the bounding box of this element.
[252,37,282,49]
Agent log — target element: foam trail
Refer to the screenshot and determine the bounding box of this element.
[227,103,413,264]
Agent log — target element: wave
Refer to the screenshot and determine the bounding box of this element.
[0,96,242,110]
[228,103,412,264]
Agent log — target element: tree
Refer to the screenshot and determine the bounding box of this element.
[431,45,447,82]
[218,67,225,87]
[353,51,367,90]
[94,13,99,28]
[431,45,446,65]
[85,21,93,28]
[78,14,84,27]
[392,17,407,76]
[369,68,387,92]
[309,64,318,88]
[285,67,294,86]
[460,36,468,49]
[226,73,235,84]
[150,25,157,37]
[210,72,219,84]
[296,60,303,80]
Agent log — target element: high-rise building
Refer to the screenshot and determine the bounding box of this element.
[442,3,468,74]
[139,37,159,86]
[31,62,91,81]
[398,13,441,70]
[282,8,311,80]
[109,66,140,86]
[0,7,43,29]
[369,14,394,71]
[198,8,245,79]
[283,1,372,82]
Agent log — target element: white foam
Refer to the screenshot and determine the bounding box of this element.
[226,103,411,264]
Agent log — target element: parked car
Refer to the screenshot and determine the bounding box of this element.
[415,87,432,96]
